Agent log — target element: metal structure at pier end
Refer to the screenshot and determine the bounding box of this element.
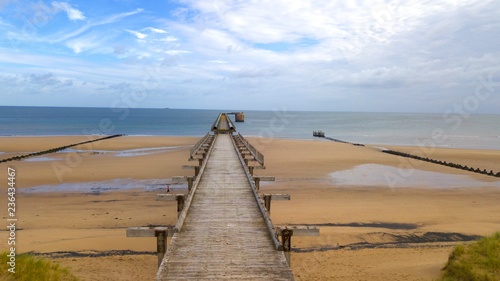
[127,113,318,280]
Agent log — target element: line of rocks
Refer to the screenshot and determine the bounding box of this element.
[382,149,500,178]
[0,134,124,163]
[313,131,365,147]
[293,231,483,252]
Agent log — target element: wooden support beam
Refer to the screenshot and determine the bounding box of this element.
[169,176,193,190]
[253,176,275,190]
[277,225,320,237]
[171,176,186,183]
[181,165,200,176]
[156,194,186,218]
[187,177,194,191]
[156,230,166,268]
[126,226,175,268]
[264,194,291,201]
[275,226,320,266]
[281,229,293,266]
[262,194,290,214]
[126,226,175,237]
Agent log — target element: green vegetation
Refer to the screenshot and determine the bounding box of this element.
[0,252,79,281]
[439,232,500,281]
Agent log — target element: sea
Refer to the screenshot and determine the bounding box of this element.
[1,106,499,149]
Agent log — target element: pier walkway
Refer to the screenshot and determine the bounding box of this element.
[155,114,294,280]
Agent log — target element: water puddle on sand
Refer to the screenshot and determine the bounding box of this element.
[329,164,500,189]
[20,178,187,193]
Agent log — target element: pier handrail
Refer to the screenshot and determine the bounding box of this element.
[157,134,218,273]
[211,113,222,132]
[230,135,282,250]
[189,132,210,158]
[226,112,236,131]
[236,133,264,165]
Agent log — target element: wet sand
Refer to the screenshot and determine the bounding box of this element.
[1,135,500,280]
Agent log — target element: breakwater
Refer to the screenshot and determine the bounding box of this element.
[0,134,124,163]
[382,149,500,178]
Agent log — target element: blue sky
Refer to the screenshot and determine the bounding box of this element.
[0,0,499,113]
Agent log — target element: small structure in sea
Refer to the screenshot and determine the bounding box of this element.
[313,130,325,137]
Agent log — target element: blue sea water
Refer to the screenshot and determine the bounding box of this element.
[1,106,499,149]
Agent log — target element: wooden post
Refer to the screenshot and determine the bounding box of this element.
[253,176,275,191]
[187,177,193,191]
[249,166,254,176]
[194,166,200,176]
[262,194,290,215]
[176,195,185,218]
[264,195,272,214]
[157,194,186,218]
[254,177,261,190]
[281,229,293,266]
[198,158,203,166]
[156,230,167,268]
[126,226,174,269]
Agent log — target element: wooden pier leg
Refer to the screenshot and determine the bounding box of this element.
[281,229,293,266]
[198,158,203,166]
[156,230,167,268]
[264,195,272,214]
[254,178,260,191]
[249,166,254,176]
[194,166,200,176]
[176,195,185,218]
[187,177,193,191]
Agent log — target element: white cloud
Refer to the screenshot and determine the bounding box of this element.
[126,29,147,39]
[1,0,499,112]
[144,27,167,34]
[52,1,86,21]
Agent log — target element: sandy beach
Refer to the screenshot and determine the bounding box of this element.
[1,135,500,280]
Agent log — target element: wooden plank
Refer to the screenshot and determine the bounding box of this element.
[126,227,175,237]
[254,176,275,181]
[156,134,294,280]
[277,226,320,237]
[263,194,291,200]
[171,176,186,183]
[156,194,184,201]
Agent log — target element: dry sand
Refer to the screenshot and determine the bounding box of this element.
[1,135,499,280]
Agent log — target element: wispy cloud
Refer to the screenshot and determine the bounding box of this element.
[52,1,85,21]
[144,27,167,34]
[126,29,147,39]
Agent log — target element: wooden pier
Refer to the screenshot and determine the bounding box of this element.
[128,113,318,280]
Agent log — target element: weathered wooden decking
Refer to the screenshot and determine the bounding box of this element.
[155,134,294,280]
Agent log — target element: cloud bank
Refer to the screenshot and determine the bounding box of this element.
[0,0,498,113]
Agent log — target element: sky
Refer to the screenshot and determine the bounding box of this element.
[0,0,499,113]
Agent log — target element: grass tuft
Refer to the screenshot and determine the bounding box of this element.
[439,232,500,281]
[0,252,79,281]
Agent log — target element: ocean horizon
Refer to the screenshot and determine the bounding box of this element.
[1,106,499,150]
